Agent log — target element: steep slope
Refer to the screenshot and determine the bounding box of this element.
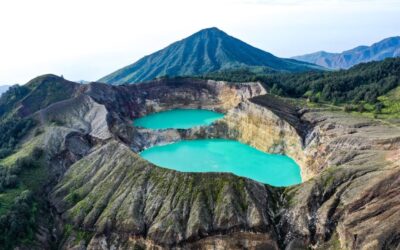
[293,36,400,69]
[99,27,322,84]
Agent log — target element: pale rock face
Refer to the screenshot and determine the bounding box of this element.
[217,100,309,180]
[38,95,112,141]
[213,80,267,110]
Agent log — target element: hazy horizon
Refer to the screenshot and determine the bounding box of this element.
[0,0,399,85]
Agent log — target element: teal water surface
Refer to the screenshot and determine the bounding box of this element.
[140,139,302,186]
[134,109,224,129]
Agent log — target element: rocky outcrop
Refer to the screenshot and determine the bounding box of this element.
[39,95,112,140]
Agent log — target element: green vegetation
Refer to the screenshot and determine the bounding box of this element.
[0,85,30,117]
[0,147,45,208]
[0,77,63,248]
[0,186,24,216]
[19,74,77,114]
[282,185,301,208]
[0,118,36,159]
[0,74,78,160]
[0,147,46,248]
[63,223,93,245]
[1,74,77,117]
[316,232,343,250]
[376,86,400,118]
[203,58,400,118]
[0,190,38,248]
[0,82,37,159]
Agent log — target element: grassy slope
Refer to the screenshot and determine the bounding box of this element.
[378,86,400,118]
[0,136,45,216]
[0,75,74,216]
[0,74,78,247]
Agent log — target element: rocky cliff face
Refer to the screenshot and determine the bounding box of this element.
[215,100,309,180]
[11,76,399,249]
[280,110,400,249]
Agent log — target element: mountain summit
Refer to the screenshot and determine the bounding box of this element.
[293,36,400,69]
[99,27,321,84]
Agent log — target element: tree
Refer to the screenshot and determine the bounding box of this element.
[375,102,383,114]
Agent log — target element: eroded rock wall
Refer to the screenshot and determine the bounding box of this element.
[279,110,400,249]
[215,100,310,180]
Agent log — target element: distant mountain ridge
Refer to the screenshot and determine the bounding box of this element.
[293,36,400,69]
[99,27,322,85]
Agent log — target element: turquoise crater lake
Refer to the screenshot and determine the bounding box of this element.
[140,139,302,186]
[134,109,224,129]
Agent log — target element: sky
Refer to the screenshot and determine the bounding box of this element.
[0,0,399,85]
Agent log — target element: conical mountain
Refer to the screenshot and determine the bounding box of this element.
[99,27,322,84]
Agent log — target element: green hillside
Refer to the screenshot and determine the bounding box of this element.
[0,75,79,248]
[204,57,400,101]
[203,57,400,117]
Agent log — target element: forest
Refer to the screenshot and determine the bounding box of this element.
[202,57,400,108]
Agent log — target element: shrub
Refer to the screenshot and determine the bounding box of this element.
[0,167,20,189]
[0,190,37,248]
[32,147,44,160]
[344,104,353,112]
[374,102,383,114]
[358,104,366,113]
[0,118,36,159]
